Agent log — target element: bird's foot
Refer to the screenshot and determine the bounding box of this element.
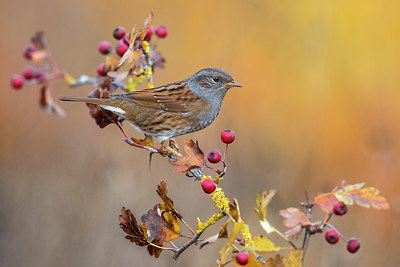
[161,140,182,157]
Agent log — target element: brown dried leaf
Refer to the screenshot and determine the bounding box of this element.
[141,205,180,245]
[147,240,163,258]
[119,207,148,246]
[169,140,207,173]
[40,86,66,118]
[31,31,47,50]
[156,181,183,219]
[86,88,120,128]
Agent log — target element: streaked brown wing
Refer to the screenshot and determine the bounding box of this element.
[111,81,201,112]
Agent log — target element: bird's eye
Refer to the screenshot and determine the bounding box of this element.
[211,76,220,83]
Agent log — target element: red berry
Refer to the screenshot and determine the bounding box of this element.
[22,66,34,80]
[201,179,216,194]
[155,26,168,38]
[325,229,339,244]
[97,63,107,77]
[113,26,126,40]
[333,201,348,216]
[236,252,249,265]
[34,70,46,82]
[347,238,360,253]
[11,74,24,89]
[123,33,131,45]
[23,44,37,60]
[115,40,128,57]
[221,130,236,144]
[144,25,153,41]
[207,149,221,164]
[98,41,112,55]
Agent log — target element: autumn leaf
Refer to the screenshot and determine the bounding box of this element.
[86,88,120,128]
[283,249,303,267]
[335,183,389,209]
[147,239,162,258]
[266,254,284,267]
[314,181,389,213]
[254,190,279,235]
[137,12,154,41]
[156,180,183,219]
[219,221,245,264]
[200,220,229,249]
[141,205,180,245]
[105,54,121,71]
[280,208,317,239]
[119,207,148,246]
[232,251,267,267]
[229,198,241,222]
[255,190,276,221]
[169,140,207,173]
[246,235,285,253]
[40,86,66,118]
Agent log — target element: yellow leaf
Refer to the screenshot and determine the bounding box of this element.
[219,221,244,264]
[255,190,276,220]
[283,249,303,267]
[162,212,180,235]
[246,235,284,253]
[64,73,76,85]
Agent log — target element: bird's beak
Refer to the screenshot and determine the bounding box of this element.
[227,81,243,88]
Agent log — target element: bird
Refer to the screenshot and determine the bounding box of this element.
[59,67,242,154]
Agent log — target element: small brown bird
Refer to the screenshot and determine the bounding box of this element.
[59,68,241,150]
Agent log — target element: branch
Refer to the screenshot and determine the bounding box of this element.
[172,232,203,260]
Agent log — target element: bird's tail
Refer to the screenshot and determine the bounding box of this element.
[58,96,113,106]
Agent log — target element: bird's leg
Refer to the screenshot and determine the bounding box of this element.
[115,121,137,146]
[161,140,182,157]
[169,139,179,150]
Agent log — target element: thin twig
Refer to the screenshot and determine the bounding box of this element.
[172,232,203,260]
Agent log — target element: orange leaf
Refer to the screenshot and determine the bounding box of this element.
[314,193,338,214]
[335,184,390,209]
[169,140,207,173]
[314,181,390,213]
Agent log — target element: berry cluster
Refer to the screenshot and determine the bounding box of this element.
[323,201,360,253]
[96,25,167,77]
[201,130,236,194]
[10,33,56,90]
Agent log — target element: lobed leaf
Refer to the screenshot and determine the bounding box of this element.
[169,140,207,173]
[119,207,148,247]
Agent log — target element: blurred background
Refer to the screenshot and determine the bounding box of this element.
[1,0,400,266]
